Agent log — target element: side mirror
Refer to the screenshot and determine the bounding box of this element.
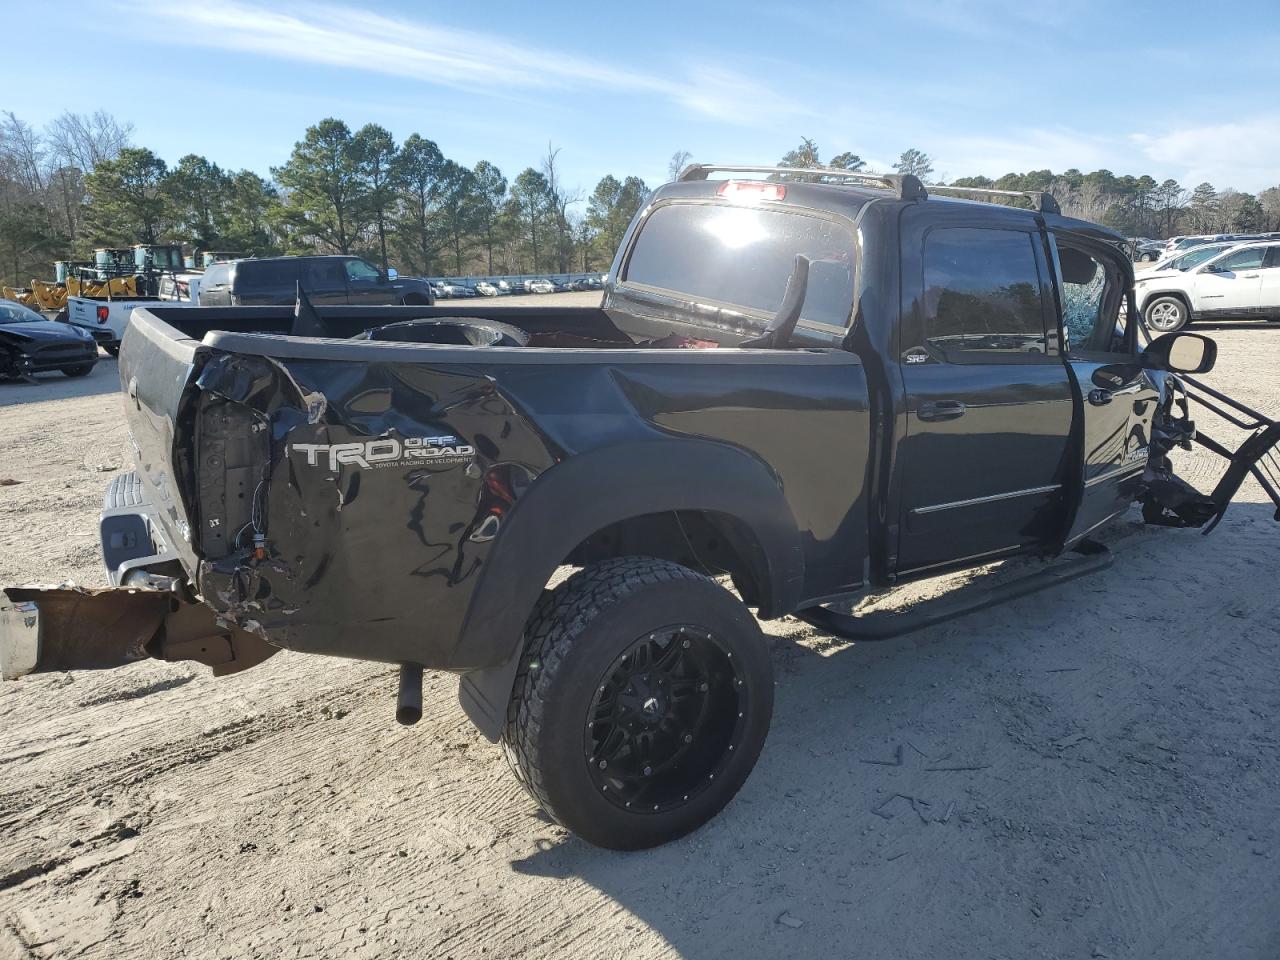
[1142,331,1216,374]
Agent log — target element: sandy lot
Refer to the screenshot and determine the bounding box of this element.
[1,299,1277,960]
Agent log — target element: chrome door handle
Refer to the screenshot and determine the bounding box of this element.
[1089,382,1141,405]
[918,400,966,422]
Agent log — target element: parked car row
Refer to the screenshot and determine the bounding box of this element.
[1160,232,1280,260]
[430,274,607,298]
[1136,238,1280,332]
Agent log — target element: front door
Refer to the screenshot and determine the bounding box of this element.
[895,211,1075,575]
[1053,235,1159,544]
[344,258,394,305]
[1190,245,1267,314]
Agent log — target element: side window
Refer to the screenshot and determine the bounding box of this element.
[1212,247,1266,272]
[305,259,346,288]
[921,227,1048,363]
[237,260,298,292]
[345,259,381,281]
[1264,246,1280,269]
[1057,243,1127,355]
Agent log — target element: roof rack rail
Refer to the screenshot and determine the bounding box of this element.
[923,184,1061,215]
[677,163,926,202]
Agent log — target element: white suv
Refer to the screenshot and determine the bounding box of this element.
[1135,241,1280,332]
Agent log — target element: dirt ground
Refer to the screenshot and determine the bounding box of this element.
[1,297,1277,960]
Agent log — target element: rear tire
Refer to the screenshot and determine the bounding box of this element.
[1145,296,1189,333]
[60,363,95,378]
[503,557,773,850]
[103,343,120,357]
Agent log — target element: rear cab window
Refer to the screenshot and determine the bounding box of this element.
[621,201,856,329]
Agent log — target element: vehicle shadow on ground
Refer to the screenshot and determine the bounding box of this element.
[1189,319,1280,333]
[508,505,1280,959]
[0,356,119,408]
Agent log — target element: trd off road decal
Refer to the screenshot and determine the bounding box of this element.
[290,436,475,471]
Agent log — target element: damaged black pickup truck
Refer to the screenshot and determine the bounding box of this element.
[5,165,1279,850]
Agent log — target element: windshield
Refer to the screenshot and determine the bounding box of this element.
[0,303,42,324]
[623,201,856,327]
[1170,245,1232,270]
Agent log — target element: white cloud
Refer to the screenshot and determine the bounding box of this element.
[130,0,806,126]
[1131,116,1280,192]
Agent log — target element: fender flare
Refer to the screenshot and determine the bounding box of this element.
[454,437,805,739]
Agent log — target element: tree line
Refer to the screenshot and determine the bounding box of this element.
[5,116,1279,290]
[0,110,651,287]
[771,137,1280,240]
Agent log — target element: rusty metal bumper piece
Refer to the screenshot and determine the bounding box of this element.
[1,584,277,680]
[0,585,169,679]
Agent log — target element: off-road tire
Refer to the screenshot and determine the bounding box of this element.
[1145,295,1189,333]
[502,557,773,850]
[60,363,95,378]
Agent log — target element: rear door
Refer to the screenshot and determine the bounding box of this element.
[302,258,348,304]
[1053,235,1158,544]
[234,260,301,306]
[895,209,1074,575]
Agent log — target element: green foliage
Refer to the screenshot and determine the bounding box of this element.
[894,148,934,180]
[82,147,169,247]
[10,113,1279,290]
[587,174,649,265]
[271,118,368,254]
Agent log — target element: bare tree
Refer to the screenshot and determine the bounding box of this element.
[541,143,581,273]
[45,110,132,172]
[668,149,693,181]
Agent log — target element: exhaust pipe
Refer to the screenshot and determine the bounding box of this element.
[396,663,423,725]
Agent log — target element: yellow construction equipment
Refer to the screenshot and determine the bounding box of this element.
[2,286,38,308]
[65,275,137,298]
[30,279,68,312]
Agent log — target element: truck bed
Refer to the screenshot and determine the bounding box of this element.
[118,304,873,672]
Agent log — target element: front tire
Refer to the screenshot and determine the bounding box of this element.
[1145,296,1189,333]
[503,557,773,850]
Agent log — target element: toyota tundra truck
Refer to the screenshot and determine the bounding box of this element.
[4,165,1278,850]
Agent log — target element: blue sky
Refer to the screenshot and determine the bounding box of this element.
[4,0,1277,197]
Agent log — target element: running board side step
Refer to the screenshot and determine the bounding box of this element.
[794,540,1113,641]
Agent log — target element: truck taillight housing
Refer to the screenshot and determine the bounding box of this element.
[717,181,786,202]
[96,306,109,324]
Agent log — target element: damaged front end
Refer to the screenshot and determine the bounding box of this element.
[1141,373,1280,533]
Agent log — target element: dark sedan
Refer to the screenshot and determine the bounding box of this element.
[0,301,99,379]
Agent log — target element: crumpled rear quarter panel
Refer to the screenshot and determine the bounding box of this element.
[196,352,556,667]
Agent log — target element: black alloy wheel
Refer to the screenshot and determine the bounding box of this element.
[585,625,747,814]
[503,557,773,850]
